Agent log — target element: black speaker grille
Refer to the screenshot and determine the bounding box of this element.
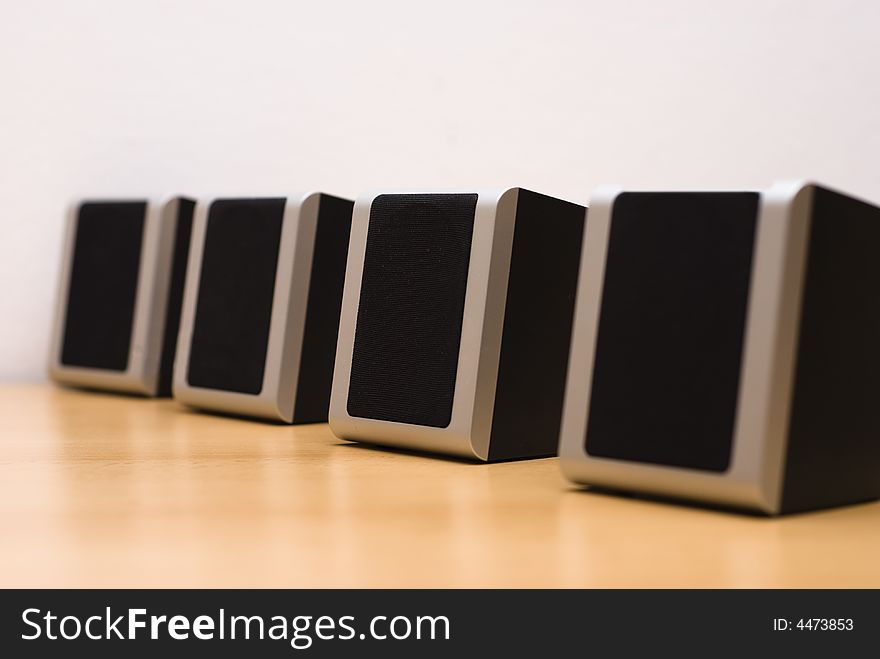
[186,198,285,395]
[347,193,477,428]
[585,192,758,472]
[61,201,146,371]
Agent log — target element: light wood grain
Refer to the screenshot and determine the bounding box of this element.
[0,383,878,588]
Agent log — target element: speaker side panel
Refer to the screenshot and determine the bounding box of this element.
[156,198,195,396]
[780,186,880,512]
[292,195,354,423]
[487,190,586,461]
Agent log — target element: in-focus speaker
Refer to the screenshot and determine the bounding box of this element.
[559,181,880,514]
[329,188,586,461]
[49,197,195,396]
[174,193,353,423]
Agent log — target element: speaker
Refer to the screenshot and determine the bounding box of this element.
[49,197,195,396]
[559,181,880,514]
[173,193,353,423]
[329,188,586,460]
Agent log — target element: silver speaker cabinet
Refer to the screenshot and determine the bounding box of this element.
[173,193,353,423]
[329,188,586,461]
[49,197,195,396]
[560,181,880,514]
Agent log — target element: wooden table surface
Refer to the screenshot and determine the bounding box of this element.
[1,383,878,588]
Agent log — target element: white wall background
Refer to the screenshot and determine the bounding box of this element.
[1,0,879,380]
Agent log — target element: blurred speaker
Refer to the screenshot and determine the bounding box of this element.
[560,181,880,514]
[329,188,586,461]
[174,193,353,423]
[49,197,195,396]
